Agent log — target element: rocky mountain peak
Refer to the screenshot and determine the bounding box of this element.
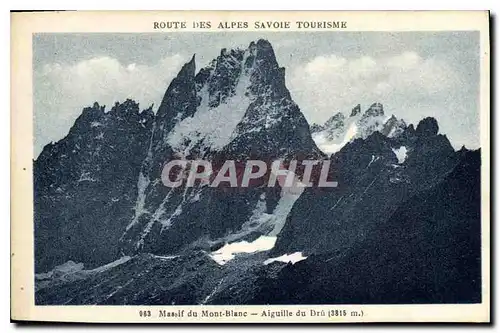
[76,102,105,126]
[363,102,384,118]
[34,38,481,306]
[310,123,324,134]
[247,39,284,94]
[312,103,408,155]
[178,54,197,80]
[350,104,361,117]
[108,99,142,124]
[116,39,322,258]
[321,112,346,140]
[416,117,439,138]
[325,112,345,126]
[34,99,155,272]
[155,39,320,160]
[381,114,407,138]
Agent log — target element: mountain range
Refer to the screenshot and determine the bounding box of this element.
[34,39,481,305]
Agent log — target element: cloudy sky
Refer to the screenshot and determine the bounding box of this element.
[33,32,480,156]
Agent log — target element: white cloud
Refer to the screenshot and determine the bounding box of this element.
[286,51,478,149]
[34,55,185,156]
[289,52,460,123]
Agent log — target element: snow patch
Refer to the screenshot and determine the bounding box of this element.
[160,202,183,228]
[366,155,380,168]
[35,261,84,280]
[126,172,150,231]
[167,60,252,155]
[392,146,408,164]
[202,278,225,305]
[86,256,131,274]
[209,174,305,266]
[150,254,179,260]
[268,183,305,236]
[136,189,174,248]
[264,252,308,265]
[77,171,96,183]
[210,236,277,265]
[191,190,202,202]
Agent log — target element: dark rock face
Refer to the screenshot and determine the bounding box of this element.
[235,149,481,304]
[350,104,361,117]
[35,149,481,305]
[34,100,154,272]
[272,117,459,256]
[35,252,222,305]
[155,55,198,133]
[223,40,322,160]
[35,250,273,305]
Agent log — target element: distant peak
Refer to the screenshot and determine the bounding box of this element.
[249,39,278,66]
[178,54,196,78]
[350,104,361,117]
[325,112,345,125]
[416,117,439,138]
[92,102,104,111]
[248,38,273,49]
[109,99,141,118]
[81,102,105,119]
[156,53,198,120]
[256,39,273,48]
[381,114,407,138]
[363,103,384,118]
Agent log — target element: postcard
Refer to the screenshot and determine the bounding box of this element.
[11,10,490,323]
